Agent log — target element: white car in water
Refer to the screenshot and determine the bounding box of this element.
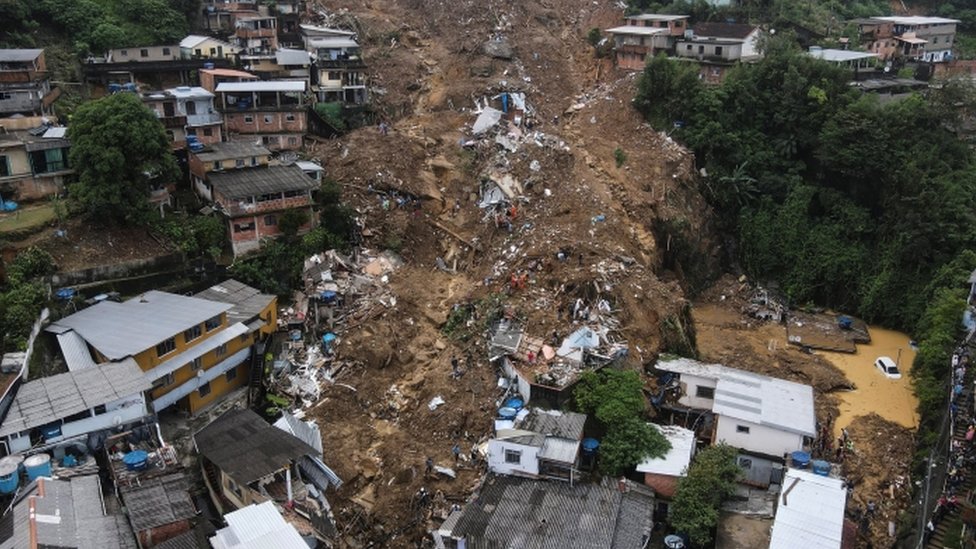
[875,356,902,380]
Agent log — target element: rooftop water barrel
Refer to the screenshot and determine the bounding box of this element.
[812,460,831,476]
[791,451,811,469]
[123,450,149,471]
[24,454,52,481]
[0,457,20,494]
[582,438,600,455]
[503,397,524,411]
[498,407,517,420]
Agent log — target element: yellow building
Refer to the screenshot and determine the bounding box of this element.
[48,279,276,416]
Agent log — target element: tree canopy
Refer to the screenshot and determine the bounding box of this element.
[68,92,180,225]
[669,444,741,546]
[575,369,671,475]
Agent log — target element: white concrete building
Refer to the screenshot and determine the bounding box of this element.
[487,408,586,482]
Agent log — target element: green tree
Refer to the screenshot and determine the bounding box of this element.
[634,53,706,129]
[278,209,310,238]
[670,444,741,546]
[601,417,672,476]
[5,247,56,286]
[68,93,179,225]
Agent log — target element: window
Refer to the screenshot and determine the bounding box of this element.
[187,128,197,136]
[195,48,203,56]
[686,44,692,51]
[285,113,296,121]
[210,47,217,55]
[156,337,176,357]
[263,115,273,124]
[225,367,238,382]
[152,372,175,389]
[0,92,10,101]
[213,161,221,171]
[216,343,228,357]
[264,214,277,226]
[250,156,259,167]
[698,45,705,54]
[184,325,202,342]
[288,137,298,146]
[235,158,245,168]
[198,382,212,397]
[0,155,9,177]
[205,315,222,331]
[94,404,107,415]
[203,128,213,137]
[234,222,255,233]
[715,46,723,56]
[284,189,306,198]
[695,386,715,399]
[257,193,280,202]
[328,71,341,80]
[186,101,197,115]
[736,425,751,434]
[120,50,128,56]
[140,49,149,58]
[239,333,250,343]
[933,37,939,44]
[162,47,171,56]
[504,449,521,464]
[244,115,254,123]
[191,357,203,371]
[738,457,753,470]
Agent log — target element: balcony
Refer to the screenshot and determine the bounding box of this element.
[159,114,188,128]
[187,112,223,126]
[220,194,312,216]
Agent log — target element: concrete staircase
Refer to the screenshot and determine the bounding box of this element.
[925,379,975,549]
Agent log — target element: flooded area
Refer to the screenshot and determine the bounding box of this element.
[821,326,919,438]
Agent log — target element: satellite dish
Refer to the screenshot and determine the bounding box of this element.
[197,370,205,378]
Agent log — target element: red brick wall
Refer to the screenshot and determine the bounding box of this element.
[643,473,679,499]
[138,519,192,547]
[224,111,306,134]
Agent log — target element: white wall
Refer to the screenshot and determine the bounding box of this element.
[487,439,539,477]
[677,373,717,409]
[501,358,531,403]
[714,416,804,457]
[743,29,762,58]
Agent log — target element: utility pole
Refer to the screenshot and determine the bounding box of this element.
[896,347,902,368]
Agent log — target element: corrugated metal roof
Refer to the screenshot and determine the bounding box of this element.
[300,24,356,37]
[520,409,586,440]
[273,413,323,455]
[119,472,196,531]
[210,165,318,200]
[307,37,360,49]
[449,475,654,548]
[151,346,250,413]
[537,437,580,464]
[194,279,275,325]
[807,49,878,62]
[0,359,150,437]
[180,35,210,48]
[194,408,317,485]
[0,49,43,63]
[874,16,960,25]
[0,476,137,549]
[56,330,97,371]
[192,142,270,162]
[275,49,310,66]
[606,25,670,36]
[211,502,307,549]
[636,424,696,476]
[215,81,306,93]
[48,291,233,360]
[769,469,847,549]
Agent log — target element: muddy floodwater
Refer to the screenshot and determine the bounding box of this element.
[821,326,919,438]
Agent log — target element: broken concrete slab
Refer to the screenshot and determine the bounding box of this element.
[483,38,513,60]
[473,107,504,135]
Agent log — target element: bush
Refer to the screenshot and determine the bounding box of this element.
[670,444,741,546]
[614,147,627,168]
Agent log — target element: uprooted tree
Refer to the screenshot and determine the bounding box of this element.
[574,368,670,475]
[669,444,741,546]
[68,92,180,225]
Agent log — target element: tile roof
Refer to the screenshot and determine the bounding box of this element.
[636,424,696,477]
[210,501,308,549]
[194,279,275,325]
[209,165,318,200]
[119,471,196,531]
[0,476,137,549]
[0,358,150,437]
[194,408,317,485]
[48,291,233,360]
[447,475,654,548]
[769,469,847,549]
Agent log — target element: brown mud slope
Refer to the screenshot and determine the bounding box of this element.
[305,0,718,545]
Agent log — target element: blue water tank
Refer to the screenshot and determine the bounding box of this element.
[498,407,517,420]
[791,451,811,469]
[55,288,76,301]
[123,450,149,471]
[24,454,52,481]
[204,62,216,70]
[503,397,524,411]
[582,438,600,454]
[812,460,831,476]
[0,457,20,495]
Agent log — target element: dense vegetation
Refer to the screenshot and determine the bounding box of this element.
[635,37,976,433]
[0,247,55,352]
[574,369,671,475]
[0,0,197,54]
[669,444,740,546]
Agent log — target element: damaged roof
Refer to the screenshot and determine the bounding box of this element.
[194,408,318,485]
[0,358,150,437]
[119,472,196,532]
[446,475,653,548]
[520,409,586,440]
[209,165,318,200]
[210,501,308,549]
[0,476,137,549]
[195,278,275,325]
